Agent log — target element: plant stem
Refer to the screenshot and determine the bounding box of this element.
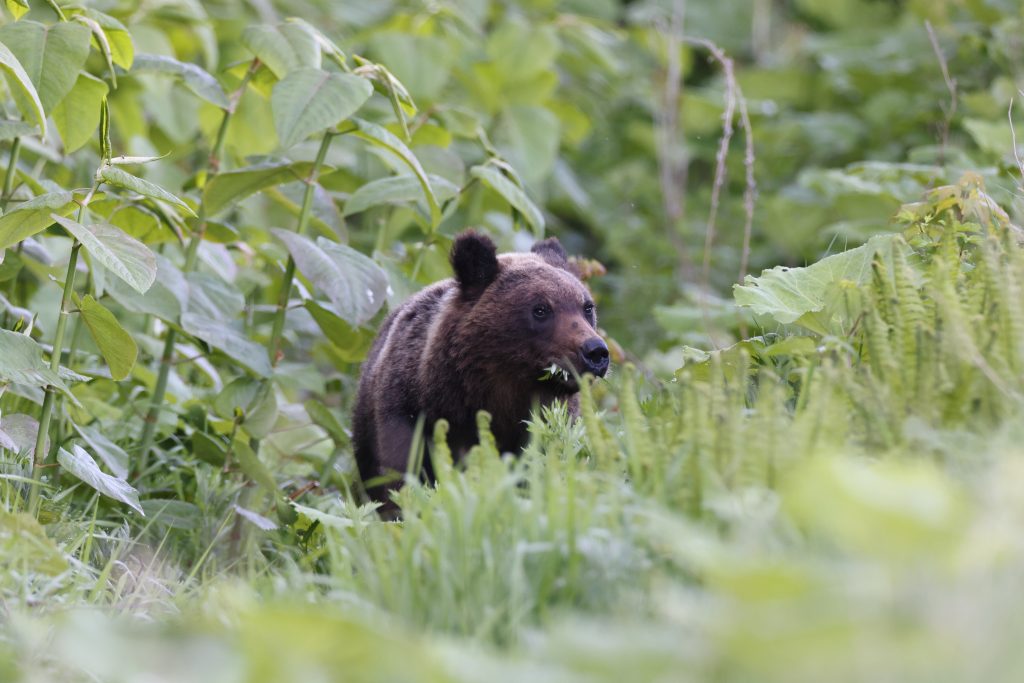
[137,62,258,471]
[1,136,22,213]
[267,130,335,367]
[28,240,82,514]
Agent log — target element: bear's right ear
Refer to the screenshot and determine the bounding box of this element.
[451,231,499,295]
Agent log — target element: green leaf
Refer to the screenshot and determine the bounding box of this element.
[271,68,372,149]
[99,165,196,217]
[131,53,229,109]
[291,501,354,529]
[368,32,453,102]
[304,300,374,362]
[80,8,133,69]
[58,444,143,515]
[0,190,77,251]
[233,437,278,492]
[73,422,130,479]
[350,118,440,226]
[0,20,91,113]
[106,254,186,322]
[0,329,75,398]
[272,230,389,326]
[343,174,459,216]
[214,377,278,439]
[139,499,200,529]
[52,71,108,153]
[234,505,279,531]
[77,294,138,381]
[4,0,28,20]
[733,234,903,335]
[0,41,45,136]
[470,164,546,236]
[242,23,320,79]
[303,398,349,447]
[51,214,157,295]
[0,118,35,140]
[0,510,68,576]
[186,272,245,320]
[203,162,308,216]
[181,313,272,377]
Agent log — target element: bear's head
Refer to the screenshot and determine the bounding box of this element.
[450,231,609,394]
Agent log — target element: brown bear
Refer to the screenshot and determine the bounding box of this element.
[352,231,609,508]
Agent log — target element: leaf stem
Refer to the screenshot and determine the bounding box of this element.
[267,130,335,367]
[29,240,82,514]
[1,136,22,213]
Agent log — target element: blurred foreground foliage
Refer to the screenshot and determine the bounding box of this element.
[0,0,1023,681]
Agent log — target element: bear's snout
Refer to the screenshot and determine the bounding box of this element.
[580,337,610,377]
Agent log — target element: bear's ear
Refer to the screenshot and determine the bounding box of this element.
[451,231,499,294]
[531,237,579,276]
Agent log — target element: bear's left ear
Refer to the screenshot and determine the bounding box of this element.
[532,237,579,277]
[451,230,499,295]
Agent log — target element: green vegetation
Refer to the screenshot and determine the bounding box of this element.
[0,0,1023,680]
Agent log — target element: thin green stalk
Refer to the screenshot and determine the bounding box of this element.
[268,130,335,366]
[1,136,22,213]
[28,241,82,514]
[137,62,258,471]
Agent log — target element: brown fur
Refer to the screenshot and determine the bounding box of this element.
[352,231,607,509]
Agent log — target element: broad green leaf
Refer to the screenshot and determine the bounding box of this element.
[186,272,244,320]
[214,377,278,439]
[181,313,272,377]
[0,510,68,576]
[106,254,186,322]
[139,499,200,529]
[271,68,372,149]
[4,0,28,20]
[368,32,453,102]
[0,41,44,135]
[203,162,308,216]
[51,215,157,295]
[0,329,74,398]
[192,430,226,467]
[234,505,279,530]
[0,413,43,453]
[80,8,133,69]
[73,422,129,479]
[77,294,137,381]
[52,72,108,153]
[273,230,389,326]
[0,20,91,112]
[242,23,320,79]
[733,234,902,335]
[470,164,546,236]
[58,444,143,515]
[233,437,278,492]
[350,118,440,225]
[99,166,196,217]
[285,18,347,67]
[303,398,349,447]
[343,174,459,216]
[494,105,560,186]
[291,501,354,529]
[0,190,77,250]
[304,300,374,362]
[131,53,229,109]
[0,118,34,140]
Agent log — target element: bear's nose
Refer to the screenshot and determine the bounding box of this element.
[580,337,609,377]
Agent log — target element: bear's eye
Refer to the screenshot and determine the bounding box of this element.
[583,302,595,317]
[532,304,550,320]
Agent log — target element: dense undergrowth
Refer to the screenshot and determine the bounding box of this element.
[0,0,1024,681]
